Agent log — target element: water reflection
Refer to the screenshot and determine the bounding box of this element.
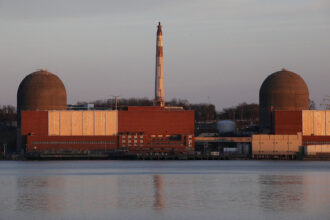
[258,175,304,212]
[14,174,119,214]
[0,161,329,219]
[153,175,164,210]
[15,176,66,212]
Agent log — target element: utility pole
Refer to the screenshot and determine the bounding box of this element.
[112,95,120,110]
[3,144,6,159]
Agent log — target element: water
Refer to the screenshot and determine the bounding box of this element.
[0,161,329,220]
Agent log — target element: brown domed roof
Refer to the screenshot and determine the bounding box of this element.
[17,69,67,111]
[259,69,309,131]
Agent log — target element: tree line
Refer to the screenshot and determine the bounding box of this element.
[0,105,16,123]
[217,103,259,122]
[78,98,261,122]
[77,98,217,122]
[0,100,260,123]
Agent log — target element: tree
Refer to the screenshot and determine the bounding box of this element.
[0,105,16,122]
[217,103,259,122]
[309,99,316,110]
[76,98,216,122]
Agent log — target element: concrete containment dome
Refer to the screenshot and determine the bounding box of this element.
[17,69,67,111]
[259,69,309,132]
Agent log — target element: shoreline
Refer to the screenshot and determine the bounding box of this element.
[1,153,330,161]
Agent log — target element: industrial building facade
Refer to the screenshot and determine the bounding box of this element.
[16,24,196,158]
[14,22,329,160]
[21,106,194,157]
[252,110,330,159]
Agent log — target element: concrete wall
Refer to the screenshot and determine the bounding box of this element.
[22,108,191,137]
[302,110,330,136]
[305,145,330,155]
[48,110,118,136]
[274,110,330,136]
[72,111,83,135]
[48,111,59,135]
[252,133,302,155]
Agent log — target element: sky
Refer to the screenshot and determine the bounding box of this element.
[0,0,329,111]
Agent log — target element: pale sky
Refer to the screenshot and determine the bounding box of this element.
[0,0,329,110]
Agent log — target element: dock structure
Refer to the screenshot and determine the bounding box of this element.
[194,137,252,159]
[195,137,251,143]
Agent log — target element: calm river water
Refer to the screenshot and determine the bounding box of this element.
[0,160,329,220]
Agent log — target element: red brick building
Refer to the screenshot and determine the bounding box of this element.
[20,106,194,157]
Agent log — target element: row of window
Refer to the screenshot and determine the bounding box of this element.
[123,142,185,146]
[151,143,185,146]
[122,143,141,147]
[31,141,115,145]
[122,135,144,139]
[150,135,168,138]
[121,147,185,151]
[304,141,330,145]
[122,135,192,140]
[122,140,143,143]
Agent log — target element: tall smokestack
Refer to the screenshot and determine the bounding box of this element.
[155,22,165,107]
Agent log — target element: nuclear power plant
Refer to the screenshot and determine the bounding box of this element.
[252,69,330,159]
[195,67,330,160]
[10,23,330,160]
[15,23,194,159]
